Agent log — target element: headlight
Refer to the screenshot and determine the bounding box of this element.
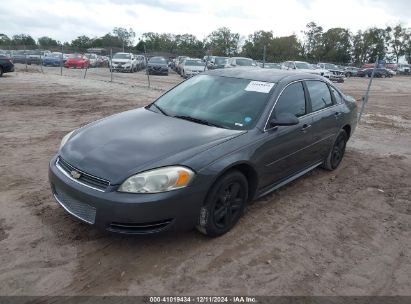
[59,130,75,149]
[118,166,195,193]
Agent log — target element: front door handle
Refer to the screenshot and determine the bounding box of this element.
[301,124,312,132]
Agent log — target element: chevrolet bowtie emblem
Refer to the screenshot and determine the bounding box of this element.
[70,170,81,179]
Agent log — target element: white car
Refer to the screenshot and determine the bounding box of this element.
[282,61,331,78]
[181,58,206,78]
[85,53,98,68]
[225,57,255,68]
[110,52,138,72]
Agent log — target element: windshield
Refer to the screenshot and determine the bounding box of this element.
[295,62,311,69]
[113,53,131,59]
[153,75,274,130]
[215,57,228,65]
[325,64,338,70]
[185,60,204,66]
[236,59,253,66]
[264,63,281,69]
[149,57,166,64]
[68,54,82,58]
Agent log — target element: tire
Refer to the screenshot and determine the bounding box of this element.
[0,66,3,77]
[345,72,351,78]
[197,170,248,237]
[322,130,348,171]
[381,74,386,78]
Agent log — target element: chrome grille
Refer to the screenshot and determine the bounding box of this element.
[54,186,96,224]
[56,157,110,191]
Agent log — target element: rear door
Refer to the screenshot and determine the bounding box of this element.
[304,80,341,161]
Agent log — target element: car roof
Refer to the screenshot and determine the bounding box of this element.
[204,68,324,83]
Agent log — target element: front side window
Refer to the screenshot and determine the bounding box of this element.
[305,80,333,112]
[153,75,274,130]
[273,82,306,118]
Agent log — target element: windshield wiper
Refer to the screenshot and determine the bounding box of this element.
[150,103,169,116]
[173,115,226,129]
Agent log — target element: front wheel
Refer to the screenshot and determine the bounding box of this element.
[0,66,3,77]
[322,130,348,171]
[197,171,248,237]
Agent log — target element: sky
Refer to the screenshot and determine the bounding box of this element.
[1,0,410,43]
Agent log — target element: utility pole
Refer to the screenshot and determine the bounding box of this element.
[263,45,266,68]
[358,56,379,123]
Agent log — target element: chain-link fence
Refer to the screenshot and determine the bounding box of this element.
[0,44,184,91]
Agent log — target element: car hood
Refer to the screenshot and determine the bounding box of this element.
[66,58,86,62]
[148,63,167,67]
[112,59,132,63]
[185,65,205,71]
[60,108,244,184]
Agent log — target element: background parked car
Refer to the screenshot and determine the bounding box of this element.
[344,67,360,77]
[110,52,137,72]
[85,53,98,68]
[357,68,393,78]
[147,56,169,75]
[225,57,255,68]
[181,58,206,78]
[28,50,51,65]
[0,54,14,77]
[42,53,64,67]
[207,56,228,70]
[317,63,345,83]
[64,54,90,69]
[282,61,331,78]
[12,50,30,64]
[263,63,282,69]
[175,56,188,74]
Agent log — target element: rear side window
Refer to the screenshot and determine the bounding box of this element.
[329,86,343,104]
[273,82,306,118]
[306,81,333,112]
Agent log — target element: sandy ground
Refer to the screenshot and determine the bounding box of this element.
[0,64,410,296]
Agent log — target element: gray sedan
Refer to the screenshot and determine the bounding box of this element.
[49,69,357,237]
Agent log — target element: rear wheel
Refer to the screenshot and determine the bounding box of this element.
[0,66,3,77]
[197,171,248,237]
[322,130,348,171]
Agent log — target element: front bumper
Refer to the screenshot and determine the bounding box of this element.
[111,65,132,72]
[148,66,168,74]
[48,155,207,234]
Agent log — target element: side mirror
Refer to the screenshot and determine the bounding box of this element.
[269,113,299,127]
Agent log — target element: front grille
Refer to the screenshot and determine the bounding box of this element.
[108,219,173,234]
[54,186,96,224]
[56,157,110,191]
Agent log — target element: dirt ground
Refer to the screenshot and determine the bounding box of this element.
[0,64,410,296]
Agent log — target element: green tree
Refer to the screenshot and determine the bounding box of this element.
[11,34,36,47]
[113,27,136,50]
[321,28,352,63]
[205,27,240,56]
[386,24,410,63]
[352,28,387,65]
[0,34,11,46]
[71,35,92,51]
[303,22,323,61]
[38,36,59,48]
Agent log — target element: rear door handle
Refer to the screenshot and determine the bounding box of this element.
[301,124,312,132]
[335,112,343,118]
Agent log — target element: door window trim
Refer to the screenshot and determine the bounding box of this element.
[264,79,340,132]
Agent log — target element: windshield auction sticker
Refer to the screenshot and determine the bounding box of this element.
[244,81,275,93]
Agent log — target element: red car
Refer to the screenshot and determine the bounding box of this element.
[64,54,90,69]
